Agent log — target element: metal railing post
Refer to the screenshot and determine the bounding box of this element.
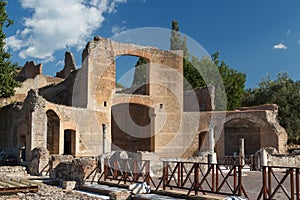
[163,161,168,190]
[178,162,182,187]
[145,160,150,185]
[104,158,109,181]
[290,168,295,200]
[262,166,267,199]
[194,163,199,195]
[296,168,299,200]
[238,165,242,196]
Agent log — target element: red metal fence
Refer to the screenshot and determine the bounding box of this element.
[160,161,248,198]
[258,166,300,200]
[100,158,156,187]
[95,158,300,199]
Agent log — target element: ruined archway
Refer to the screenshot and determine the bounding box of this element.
[111,103,155,152]
[46,110,60,154]
[224,118,262,156]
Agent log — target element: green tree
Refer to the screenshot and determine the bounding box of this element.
[170,20,181,51]
[131,58,148,87]
[0,0,20,98]
[242,72,300,142]
[214,56,246,110]
[170,20,246,110]
[116,82,125,89]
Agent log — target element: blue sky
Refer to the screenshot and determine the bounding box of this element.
[4,0,300,88]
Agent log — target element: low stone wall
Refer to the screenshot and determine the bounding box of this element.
[262,148,300,167]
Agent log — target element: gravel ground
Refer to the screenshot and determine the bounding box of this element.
[0,175,105,200]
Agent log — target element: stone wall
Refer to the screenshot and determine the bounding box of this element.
[184,85,215,111]
[261,148,300,167]
[28,147,49,175]
[49,156,97,185]
[16,61,42,82]
[56,52,76,79]
[28,91,104,157]
[0,103,23,159]
[182,107,288,161]
[0,37,289,165]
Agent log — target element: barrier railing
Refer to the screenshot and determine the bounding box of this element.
[257,166,300,200]
[159,161,248,198]
[99,158,156,187]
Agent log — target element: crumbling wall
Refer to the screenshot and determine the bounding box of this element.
[262,148,300,167]
[23,90,104,157]
[181,105,288,161]
[184,85,215,111]
[76,36,184,158]
[0,103,23,159]
[16,61,42,82]
[49,156,97,184]
[39,70,78,106]
[56,52,76,79]
[28,147,49,175]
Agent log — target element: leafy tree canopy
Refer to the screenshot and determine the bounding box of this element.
[242,72,300,142]
[0,0,20,98]
[170,20,246,110]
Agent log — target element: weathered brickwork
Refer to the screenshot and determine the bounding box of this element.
[0,37,288,168]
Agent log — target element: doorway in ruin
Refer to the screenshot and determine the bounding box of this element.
[224,119,261,156]
[198,131,208,151]
[111,103,154,152]
[46,110,60,154]
[115,55,150,95]
[64,129,76,156]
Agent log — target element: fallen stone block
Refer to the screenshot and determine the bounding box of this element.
[62,181,77,190]
[109,189,131,200]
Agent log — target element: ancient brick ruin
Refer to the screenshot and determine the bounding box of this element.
[0,37,288,171]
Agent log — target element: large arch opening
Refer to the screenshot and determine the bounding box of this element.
[46,110,60,154]
[115,55,150,95]
[224,119,261,156]
[111,103,154,152]
[64,129,76,156]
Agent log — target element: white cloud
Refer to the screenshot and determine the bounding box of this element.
[111,24,126,35]
[5,36,23,51]
[273,42,287,50]
[6,0,126,62]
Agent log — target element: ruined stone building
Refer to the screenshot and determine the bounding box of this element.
[0,37,288,164]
